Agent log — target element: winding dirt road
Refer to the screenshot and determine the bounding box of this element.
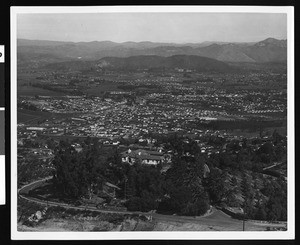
[18,177,287,231]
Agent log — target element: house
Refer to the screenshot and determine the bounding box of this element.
[26,127,46,132]
[121,149,164,165]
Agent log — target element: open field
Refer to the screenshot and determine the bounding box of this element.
[17,73,45,86]
[84,82,122,96]
[18,85,66,96]
[228,126,287,138]
[17,108,82,124]
[18,109,56,124]
[17,112,39,123]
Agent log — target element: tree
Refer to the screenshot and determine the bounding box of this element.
[46,138,56,149]
[218,152,235,169]
[125,197,142,211]
[205,167,226,204]
[161,153,210,216]
[262,179,287,221]
[52,140,107,199]
[160,186,193,214]
[255,205,267,220]
[182,198,210,216]
[227,140,241,152]
[258,142,274,155]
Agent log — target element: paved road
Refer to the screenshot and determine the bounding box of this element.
[18,177,287,231]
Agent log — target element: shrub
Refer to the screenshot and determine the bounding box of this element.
[125,196,158,212]
[182,199,210,216]
[125,197,142,211]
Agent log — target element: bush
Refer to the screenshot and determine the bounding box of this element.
[126,197,142,211]
[157,198,175,215]
[195,199,210,215]
[182,202,198,216]
[158,193,209,216]
[125,196,158,212]
[182,199,210,216]
[66,208,78,215]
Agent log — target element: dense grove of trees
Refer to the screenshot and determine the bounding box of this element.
[124,162,164,212]
[52,138,108,198]
[158,154,210,216]
[51,134,287,221]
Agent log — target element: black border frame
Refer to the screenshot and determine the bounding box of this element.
[1,0,297,244]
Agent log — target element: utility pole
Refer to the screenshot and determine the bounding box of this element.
[242,206,246,231]
[124,176,128,201]
[242,210,246,231]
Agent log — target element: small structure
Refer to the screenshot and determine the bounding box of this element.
[203,164,210,178]
[223,206,244,216]
[121,149,164,165]
[26,127,45,131]
[102,182,121,198]
[35,211,42,220]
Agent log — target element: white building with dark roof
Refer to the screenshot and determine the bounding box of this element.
[121,149,164,165]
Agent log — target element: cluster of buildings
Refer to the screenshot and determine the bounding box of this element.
[121,148,168,165]
[17,68,287,169]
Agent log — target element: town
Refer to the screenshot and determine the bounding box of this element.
[17,64,287,231]
[14,8,291,234]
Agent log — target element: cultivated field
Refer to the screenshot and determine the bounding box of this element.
[18,85,66,97]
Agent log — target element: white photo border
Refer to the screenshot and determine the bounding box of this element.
[10,5,295,240]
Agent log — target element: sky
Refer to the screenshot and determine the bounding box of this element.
[17,13,287,43]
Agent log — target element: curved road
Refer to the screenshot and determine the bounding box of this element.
[18,177,286,231]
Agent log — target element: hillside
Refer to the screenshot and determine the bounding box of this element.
[43,55,234,72]
[17,38,287,66]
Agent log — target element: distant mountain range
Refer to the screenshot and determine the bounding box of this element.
[17,38,287,66]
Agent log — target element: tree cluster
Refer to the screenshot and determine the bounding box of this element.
[51,134,287,221]
[52,138,108,199]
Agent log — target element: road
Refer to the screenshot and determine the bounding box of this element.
[18,177,287,231]
[263,161,285,171]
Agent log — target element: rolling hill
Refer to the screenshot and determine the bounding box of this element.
[17,38,287,67]
[43,55,234,72]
